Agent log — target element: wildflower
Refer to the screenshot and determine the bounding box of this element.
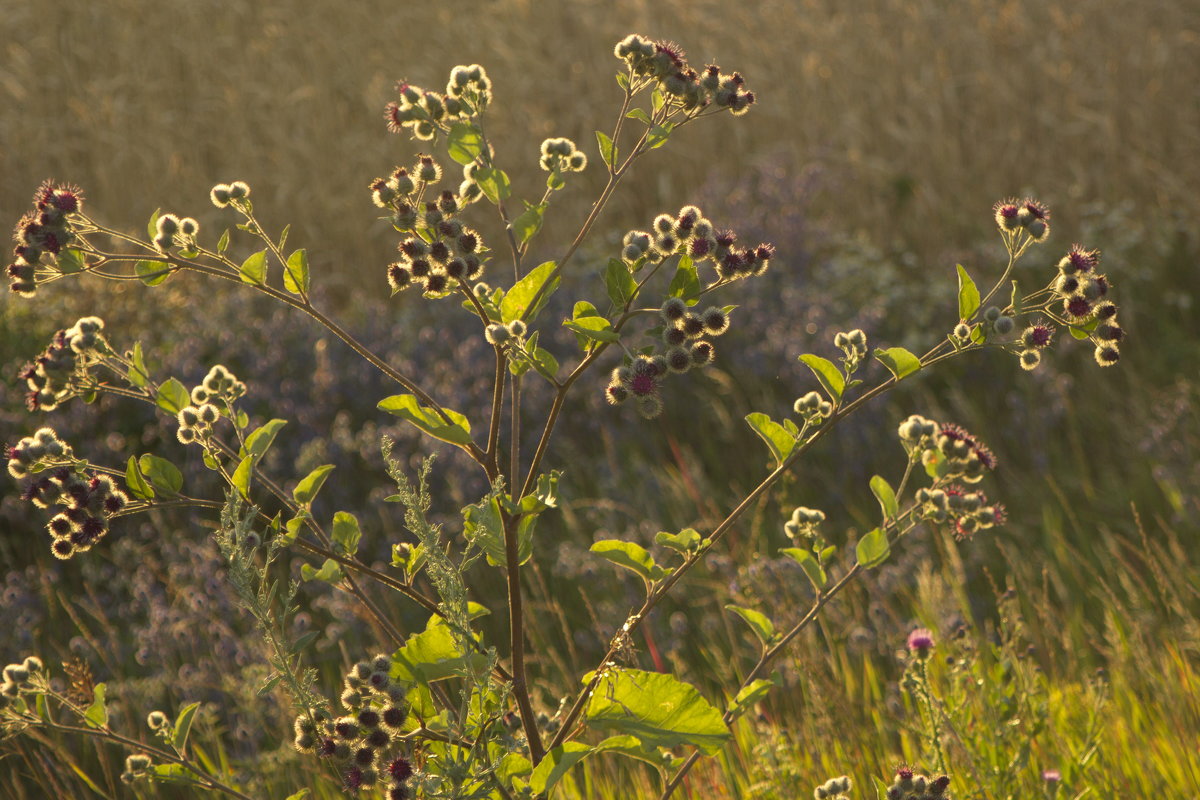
[907,628,935,657]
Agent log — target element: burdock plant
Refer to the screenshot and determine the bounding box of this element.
[2,33,1123,799]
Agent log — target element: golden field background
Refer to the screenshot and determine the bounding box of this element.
[3,0,1197,282]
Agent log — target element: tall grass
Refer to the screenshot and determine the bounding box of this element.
[3,0,1197,286]
[2,2,1198,797]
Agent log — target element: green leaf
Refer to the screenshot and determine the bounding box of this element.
[278,224,290,251]
[57,247,86,274]
[518,470,561,515]
[869,475,898,520]
[585,668,730,755]
[138,454,182,494]
[957,263,980,321]
[128,341,149,388]
[447,122,484,165]
[463,495,534,567]
[563,315,620,345]
[241,418,287,460]
[668,255,700,299]
[730,678,775,718]
[391,619,487,683]
[605,258,638,308]
[874,347,921,380]
[232,455,254,500]
[616,72,630,90]
[530,345,559,381]
[125,456,154,500]
[856,528,890,568]
[293,464,335,506]
[474,166,511,204]
[172,701,200,751]
[147,208,161,239]
[84,683,107,728]
[239,249,267,285]
[1009,279,1021,316]
[300,558,344,584]
[590,539,664,582]
[647,122,673,149]
[798,354,845,403]
[217,229,230,254]
[501,260,559,324]
[625,108,652,125]
[745,412,797,466]
[655,528,701,553]
[596,130,617,169]
[725,604,775,644]
[155,378,189,415]
[511,202,547,246]
[530,742,594,795]
[378,395,474,447]
[283,248,309,295]
[591,736,663,769]
[1069,317,1099,340]
[148,764,192,783]
[331,511,361,557]
[781,547,827,589]
[135,259,172,286]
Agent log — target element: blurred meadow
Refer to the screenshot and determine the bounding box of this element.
[2,0,1199,797]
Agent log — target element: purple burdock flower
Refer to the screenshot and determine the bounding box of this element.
[907,627,935,656]
[1042,769,1062,783]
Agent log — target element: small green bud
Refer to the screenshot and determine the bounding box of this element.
[954,322,971,341]
[992,315,1014,335]
[1019,349,1041,371]
[983,306,1001,322]
[227,181,250,200]
[147,710,169,729]
[507,320,527,338]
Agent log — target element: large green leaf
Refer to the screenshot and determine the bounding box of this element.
[725,604,775,645]
[501,261,559,323]
[511,203,547,247]
[780,547,827,589]
[798,354,844,403]
[655,528,701,554]
[447,122,484,165]
[474,166,512,204]
[391,619,487,683]
[596,130,617,169]
[585,668,730,755]
[138,454,182,494]
[240,419,287,460]
[591,540,664,582]
[730,678,774,718]
[283,248,310,295]
[136,259,172,286]
[293,464,335,506]
[563,315,619,344]
[667,255,700,299]
[605,258,637,308]
[869,475,898,520]
[378,395,473,447]
[331,511,361,557]
[125,455,155,500]
[874,347,921,380]
[239,250,267,285]
[463,496,533,567]
[855,528,890,568]
[300,558,344,584]
[84,683,108,728]
[744,413,797,466]
[155,378,189,415]
[530,742,594,795]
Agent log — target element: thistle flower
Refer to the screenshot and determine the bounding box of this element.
[906,627,934,656]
